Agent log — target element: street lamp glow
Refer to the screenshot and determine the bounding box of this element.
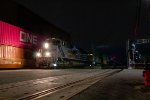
[89,54,93,56]
[52,38,56,40]
[135,51,138,53]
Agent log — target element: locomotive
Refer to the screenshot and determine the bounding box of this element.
[35,38,90,68]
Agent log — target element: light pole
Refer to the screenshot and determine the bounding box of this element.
[127,0,141,69]
[127,40,136,69]
[132,43,136,68]
[127,39,130,68]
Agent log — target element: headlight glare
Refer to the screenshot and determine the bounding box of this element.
[36,52,41,57]
[44,42,49,49]
[45,51,50,57]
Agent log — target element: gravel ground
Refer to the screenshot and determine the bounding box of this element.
[69,69,150,100]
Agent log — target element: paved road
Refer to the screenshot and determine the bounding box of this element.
[69,69,150,100]
[0,69,119,99]
[1,69,148,100]
[0,69,101,85]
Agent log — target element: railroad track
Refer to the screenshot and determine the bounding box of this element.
[19,69,122,100]
[0,69,106,92]
[0,69,122,100]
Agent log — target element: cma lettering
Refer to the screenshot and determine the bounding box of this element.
[20,31,37,45]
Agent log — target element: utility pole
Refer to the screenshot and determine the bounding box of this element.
[134,0,141,37]
[127,0,141,69]
[132,43,136,68]
[127,39,136,69]
[127,39,130,68]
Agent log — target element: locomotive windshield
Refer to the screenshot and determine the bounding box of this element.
[51,39,61,45]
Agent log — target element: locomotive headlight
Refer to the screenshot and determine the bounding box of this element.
[36,52,41,57]
[44,42,49,49]
[53,63,57,67]
[45,51,50,57]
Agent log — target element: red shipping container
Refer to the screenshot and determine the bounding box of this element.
[0,21,46,49]
[0,21,48,68]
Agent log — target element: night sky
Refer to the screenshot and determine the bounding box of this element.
[15,0,150,63]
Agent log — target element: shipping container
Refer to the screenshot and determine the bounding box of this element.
[0,21,46,68]
[0,21,46,49]
[0,44,36,68]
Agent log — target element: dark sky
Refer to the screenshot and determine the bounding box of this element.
[15,0,150,62]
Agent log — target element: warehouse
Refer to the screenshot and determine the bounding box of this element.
[0,0,71,68]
